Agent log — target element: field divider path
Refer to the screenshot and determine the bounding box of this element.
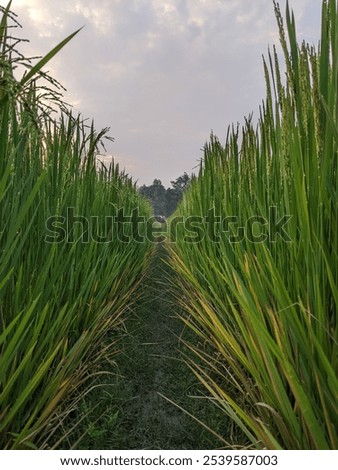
[110,244,225,450]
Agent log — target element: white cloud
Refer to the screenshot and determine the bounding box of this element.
[5,0,323,186]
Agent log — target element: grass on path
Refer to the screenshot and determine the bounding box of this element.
[70,245,233,450]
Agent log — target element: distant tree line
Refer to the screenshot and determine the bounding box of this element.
[138,173,190,217]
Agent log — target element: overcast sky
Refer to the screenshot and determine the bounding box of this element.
[6,0,322,187]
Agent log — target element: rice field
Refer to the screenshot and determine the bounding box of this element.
[0,0,337,451]
[0,3,152,449]
[168,0,337,450]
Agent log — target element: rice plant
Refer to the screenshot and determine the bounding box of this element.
[0,3,152,449]
[169,0,337,449]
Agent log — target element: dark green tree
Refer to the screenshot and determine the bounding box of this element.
[165,173,190,216]
[170,172,190,195]
[139,173,191,217]
[139,179,167,215]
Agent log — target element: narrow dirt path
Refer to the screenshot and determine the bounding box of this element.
[109,245,224,449]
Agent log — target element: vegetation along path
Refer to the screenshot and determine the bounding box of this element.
[75,244,229,450]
